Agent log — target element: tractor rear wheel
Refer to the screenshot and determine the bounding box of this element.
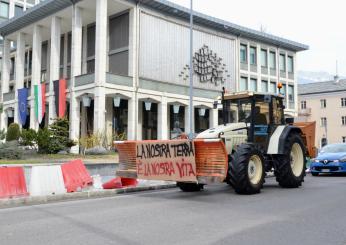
[228,144,265,194]
[177,182,204,192]
[273,133,306,188]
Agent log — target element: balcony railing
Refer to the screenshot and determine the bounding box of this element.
[3,92,15,102]
[298,108,311,116]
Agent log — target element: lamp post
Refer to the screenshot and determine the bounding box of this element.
[188,0,194,139]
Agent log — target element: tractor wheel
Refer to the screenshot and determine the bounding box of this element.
[177,182,204,192]
[228,144,265,194]
[273,133,306,188]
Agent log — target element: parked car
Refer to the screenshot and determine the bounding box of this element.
[310,143,346,176]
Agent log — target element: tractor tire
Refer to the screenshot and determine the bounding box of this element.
[273,133,306,188]
[177,182,204,192]
[228,144,265,195]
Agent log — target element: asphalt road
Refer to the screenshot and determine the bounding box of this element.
[1,175,346,245]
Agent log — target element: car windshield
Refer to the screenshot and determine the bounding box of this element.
[320,144,346,153]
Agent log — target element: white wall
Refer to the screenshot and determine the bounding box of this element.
[139,12,236,92]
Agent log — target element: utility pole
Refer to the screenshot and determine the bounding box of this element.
[189,0,194,139]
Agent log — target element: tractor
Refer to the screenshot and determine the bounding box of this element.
[115,90,315,195]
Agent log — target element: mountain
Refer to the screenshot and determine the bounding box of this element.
[297,71,335,84]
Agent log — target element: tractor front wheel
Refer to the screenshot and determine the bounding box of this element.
[228,144,265,194]
[177,182,204,192]
[273,133,306,188]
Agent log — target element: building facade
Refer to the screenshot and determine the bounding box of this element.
[297,79,346,148]
[0,0,308,152]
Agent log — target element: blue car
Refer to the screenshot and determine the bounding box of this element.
[310,143,346,176]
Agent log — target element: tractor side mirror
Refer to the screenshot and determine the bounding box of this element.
[285,118,294,124]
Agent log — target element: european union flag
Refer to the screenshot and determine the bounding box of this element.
[18,88,29,126]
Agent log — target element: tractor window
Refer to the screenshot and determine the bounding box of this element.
[254,102,269,125]
[272,98,284,124]
[229,99,252,123]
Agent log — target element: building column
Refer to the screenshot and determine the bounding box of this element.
[158,97,168,140]
[14,32,26,125]
[30,25,42,130]
[211,108,219,128]
[127,93,136,140]
[9,0,15,18]
[70,5,83,154]
[48,16,61,124]
[0,38,11,130]
[185,104,195,136]
[93,0,108,134]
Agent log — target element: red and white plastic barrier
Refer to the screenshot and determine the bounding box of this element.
[0,167,28,198]
[0,160,138,199]
[61,159,93,192]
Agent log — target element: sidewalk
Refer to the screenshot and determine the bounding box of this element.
[0,181,177,209]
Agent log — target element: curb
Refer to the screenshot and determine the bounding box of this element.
[0,184,177,209]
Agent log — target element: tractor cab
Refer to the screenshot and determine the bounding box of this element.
[197,91,286,153]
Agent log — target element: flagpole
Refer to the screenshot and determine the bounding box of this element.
[189,0,194,139]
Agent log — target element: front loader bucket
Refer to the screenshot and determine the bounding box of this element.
[293,121,316,158]
[114,139,228,184]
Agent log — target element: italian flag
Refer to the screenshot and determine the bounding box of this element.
[34,83,46,124]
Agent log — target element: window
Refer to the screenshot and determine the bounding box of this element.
[269,51,276,69]
[0,2,9,18]
[279,54,286,72]
[86,25,96,74]
[320,99,326,108]
[341,98,346,107]
[240,77,248,91]
[288,56,294,73]
[261,80,268,92]
[270,82,276,93]
[108,13,129,75]
[250,78,257,91]
[343,137,346,143]
[342,116,346,126]
[320,117,327,127]
[301,101,306,110]
[240,44,247,63]
[249,46,256,65]
[14,5,23,17]
[261,49,268,67]
[280,83,286,96]
[288,85,294,102]
[321,138,328,147]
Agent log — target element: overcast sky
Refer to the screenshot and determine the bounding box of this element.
[169,0,346,76]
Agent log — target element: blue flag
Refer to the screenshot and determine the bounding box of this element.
[18,88,29,126]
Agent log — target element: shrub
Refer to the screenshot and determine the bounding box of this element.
[37,128,52,154]
[0,141,23,159]
[36,118,76,154]
[20,129,38,149]
[6,123,20,142]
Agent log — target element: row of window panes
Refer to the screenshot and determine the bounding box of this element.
[239,76,294,99]
[0,2,24,18]
[321,116,346,126]
[240,44,294,72]
[301,98,346,110]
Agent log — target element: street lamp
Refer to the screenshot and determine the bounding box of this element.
[144,100,152,111]
[188,0,194,139]
[113,96,121,108]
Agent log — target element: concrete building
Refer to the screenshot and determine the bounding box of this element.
[297,78,346,148]
[0,0,308,152]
